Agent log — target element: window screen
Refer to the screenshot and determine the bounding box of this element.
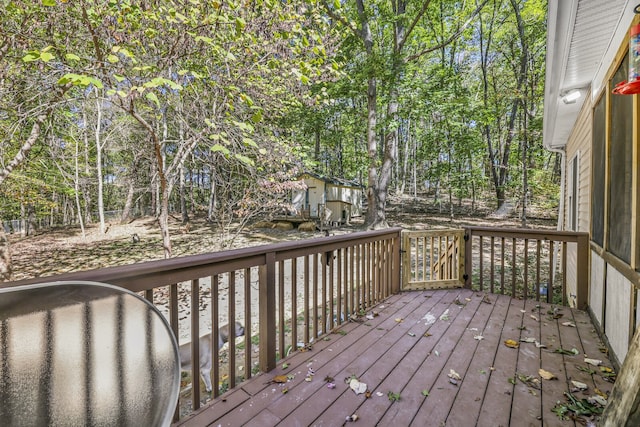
[607,54,633,263]
[592,95,606,246]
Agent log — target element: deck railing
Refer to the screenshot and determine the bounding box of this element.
[0,227,402,422]
[463,226,589,308]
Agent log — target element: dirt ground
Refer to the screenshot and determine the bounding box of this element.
[6,194,556,283]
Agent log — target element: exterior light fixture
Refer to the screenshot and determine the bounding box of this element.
[562,90,581,104]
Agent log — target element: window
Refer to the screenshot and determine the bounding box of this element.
[607,53,633,264]
[592,95,606,246]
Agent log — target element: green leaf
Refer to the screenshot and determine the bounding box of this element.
[235,154,254,166]
[40,51,54,62]
[251,110,263,123]
[65,53,81,62]
[211,144,230,156]
[113,74,126,83]
[22,53,39,63]
[333,0,341,8]
[421,389,429,397]
[107,54,119,63]
[42,0,56,6]
[145,92,160,108]
[242,137,258,148]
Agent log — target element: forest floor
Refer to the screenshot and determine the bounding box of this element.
[7,193,557,283]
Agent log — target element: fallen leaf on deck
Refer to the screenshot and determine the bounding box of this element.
[518,373,541,389]
[282,363,289,369]
[282,387,288,394]
[521,337,536,343]
[535,341,546,348]
[504,339,519,349]
[530,315,539,321]
[474,335,484,341]
[273,375,288,383]
[562,321,576,327]
[434,350,440,357]
[571,380,588,391]
[395,318,404,323]
[439,310,450,321]
[345,414,359,422]
[388,391,401,402]
[539,369,557,380]
[376,391,384,397]
[465,298,471,302]
[424,332,432,337]
[585,358,602,366]
[422,389,430,396]
[588,395,607,406]
[349,378,367,395]
[448,369,462,381]
[327,383,336,389]
[449,378,459,386]
[600,366,613,374]
[554,347,579,356]
[595,388,608,399]
[408,332,416,337]
[482,294,492,304]
[520,310,527,313]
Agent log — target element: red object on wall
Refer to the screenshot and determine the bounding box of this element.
[613,24,640,94]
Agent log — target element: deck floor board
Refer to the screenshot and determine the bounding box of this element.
[175,290,615,427]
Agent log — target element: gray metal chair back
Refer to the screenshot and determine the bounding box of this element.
[0,281,180,426]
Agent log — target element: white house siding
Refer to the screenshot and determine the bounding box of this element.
[590,253,605,328]
[605,266,632,361]
[564,93,592,308]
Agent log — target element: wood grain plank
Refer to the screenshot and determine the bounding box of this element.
[446,293,512,426]
[475,297,526,426]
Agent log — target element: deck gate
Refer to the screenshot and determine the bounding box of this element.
[402,229,465,290]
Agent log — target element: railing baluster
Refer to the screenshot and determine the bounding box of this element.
[190,279,200,409]
[229,271,236,389]
[548,241,554,304]
[536,240,542,301]
[212,275,219,398]
[329,252,334,330]
[500,237,505,294]
[490,236,495,294]
[313,253,319,338]
[304,255,310,345]
[291,258,297,350]
[511,238,516,296]
[479,236,484,291]
[523,239,529,299]
[278,261,285,359]
[337,248,342,326]
[244,268,252,379]
[562,242,568,306]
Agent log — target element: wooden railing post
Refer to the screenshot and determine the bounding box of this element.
[259,252,276,372]
[464,228,472,288]
[576,234,589,310]
[392,231,401,294]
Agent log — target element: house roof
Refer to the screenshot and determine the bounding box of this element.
[543,0,632,149]
[298,172,364,189]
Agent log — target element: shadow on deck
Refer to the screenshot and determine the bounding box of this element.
[177,289,613,426]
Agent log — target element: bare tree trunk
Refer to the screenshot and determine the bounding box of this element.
[94,89,107,234]
[75,136,86,238]
[121,179,135,223]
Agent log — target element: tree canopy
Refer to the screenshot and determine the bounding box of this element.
[0,0,551,280]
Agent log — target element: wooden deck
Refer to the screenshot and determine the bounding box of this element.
[176,289,614,426]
